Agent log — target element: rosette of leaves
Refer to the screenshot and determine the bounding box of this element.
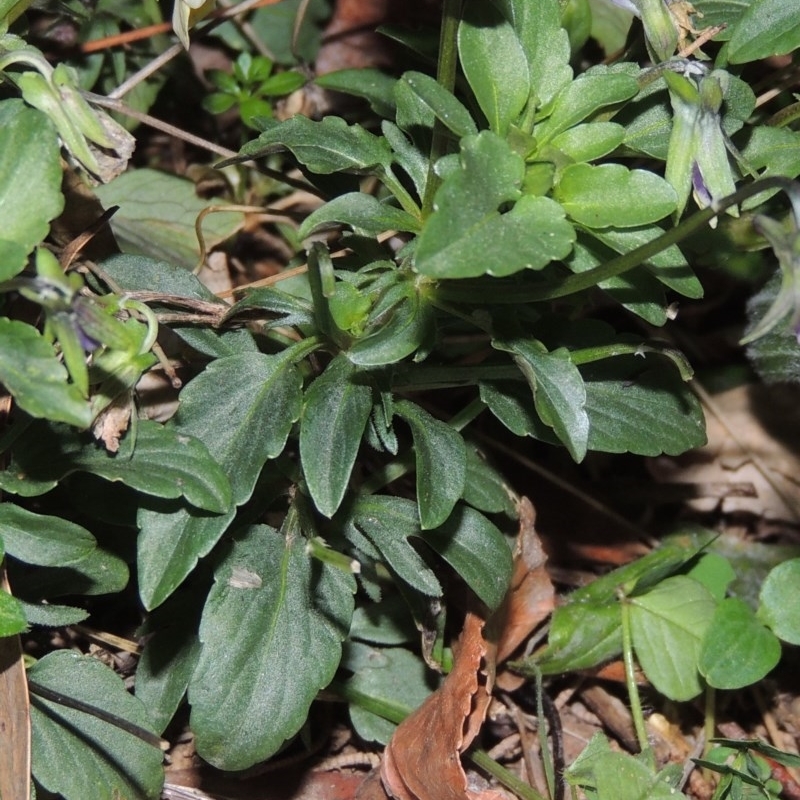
[202,51,306,129]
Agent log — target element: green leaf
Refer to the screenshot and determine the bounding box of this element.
[395,400,467,529]
[531,542,703,676]
[462,446,516,516]
[349,594,417,645]
[534,601,623,674]
[739,126,800,210]
[136,598,202,734]
[19,600,88,628]
[229,115,393,175]
[300,355,372,517]
[0,99,64,279]
[423,505,513,610]
[94,169,244,268]
[727,0,800,63]
[555,163,677,228]
[594,750,688,800]
[383,120,429,199]
[0,421,231,512]
[223,286,314,329]
[699,598,781,689]
[0,319,92,428]
[398,71,477,138]
[189,524,355,769]
[138,351,303,609]
[582,360,707,456]
[492,0,573,107]
[551,121,625,163]
[0,504,128,598]
[260,70,305,96]
[349,495,441,595]
[630,575,716,701]
[298,193,420,239]
[479,380,552,439]
[0,504,95,566]
[30,651,164,800]
[498,339,589,462]
[683,552,736,602]
[0,589,27,636]
[314,68,398,118]
[758,559,800,644]
[458,0,530,135]
[175,352,302,502]
[343,643,436,744]
[536,72,639,143]
[415,132,575,278]
[587,225,703,298]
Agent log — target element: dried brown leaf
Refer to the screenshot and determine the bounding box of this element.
[379,610,496,800]
[495,498,555,665]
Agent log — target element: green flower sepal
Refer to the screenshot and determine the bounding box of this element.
[664,66,738,224]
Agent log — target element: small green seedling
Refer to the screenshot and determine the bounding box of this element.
[202,51,305,128]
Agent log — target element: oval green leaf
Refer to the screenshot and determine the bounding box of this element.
[190,525,354,769]
[555,163,677,228]
[758,558,800,645]
[700,598,781,689]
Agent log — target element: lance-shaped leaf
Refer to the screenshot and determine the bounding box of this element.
[189,524,355,769]
[496,338,589,462]
[138,351,303,609]
[398,71,477,138]
[0,504,128,598]
[300,355,372,517]
[30,651,164,800]
[492,0,572,107]
[298,193,420,239]
[458,0,529,136]
[535,72,639,144]
[415,131,575,278]
[225,115,393,175]
[424,505,513,611]
[394,400,466,530]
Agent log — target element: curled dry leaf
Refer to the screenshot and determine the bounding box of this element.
[375,611,501,800]
[495,497,555,665]
[358,498,552,799]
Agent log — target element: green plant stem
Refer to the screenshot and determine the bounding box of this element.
[469,749,550,800]
[620,595,649,754]
[434,177,798,305]
[421,0,462,218]
[704,684,716,758]
[767,100,800,128]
